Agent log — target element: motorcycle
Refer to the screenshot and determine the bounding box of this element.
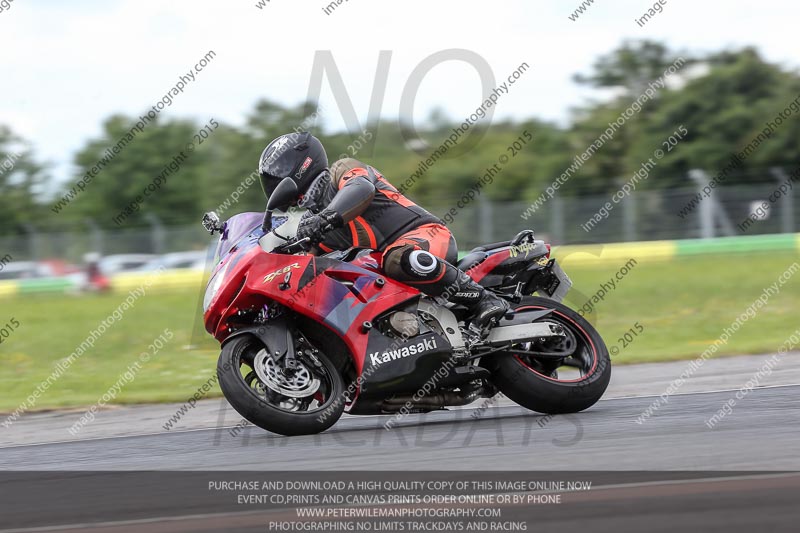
[202,178,611,436]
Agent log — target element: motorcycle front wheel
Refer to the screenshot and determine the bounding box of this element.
[484,296,611,414]
[217,334,346,436]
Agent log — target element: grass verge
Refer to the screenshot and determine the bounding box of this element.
[1,251,797,412]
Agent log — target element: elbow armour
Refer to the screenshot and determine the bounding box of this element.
[327,176,376,223]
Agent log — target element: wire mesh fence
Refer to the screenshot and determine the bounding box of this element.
[1,183,797,264]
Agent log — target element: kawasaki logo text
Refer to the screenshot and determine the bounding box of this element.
[369,338,437,366]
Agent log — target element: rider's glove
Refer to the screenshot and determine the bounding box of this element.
[297,209,342,244]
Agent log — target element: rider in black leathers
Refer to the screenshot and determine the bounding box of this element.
[258,132,509,332]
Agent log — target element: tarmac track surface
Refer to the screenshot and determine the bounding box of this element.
[0,386,798,532]
[2,385,798,471]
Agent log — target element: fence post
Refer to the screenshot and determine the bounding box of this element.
[146,214,165,255]
[551,195,565,244]
[689,170,714,239]
[623,190,637,242]
[770,167,795,234]
[22,223,39,261]
[478,194,493,244]
[85,219,104,255]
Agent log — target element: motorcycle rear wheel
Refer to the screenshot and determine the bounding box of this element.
[484,296,611,414]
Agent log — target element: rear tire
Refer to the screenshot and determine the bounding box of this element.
[217,335,346,436]
[484,296,611,414]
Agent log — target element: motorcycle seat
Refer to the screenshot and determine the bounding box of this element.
[457,251,487,271]
[469,231,536,254]
[470,240,512,253]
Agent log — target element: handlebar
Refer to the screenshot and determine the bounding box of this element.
[271,221,334,254]
[273,237,313,254]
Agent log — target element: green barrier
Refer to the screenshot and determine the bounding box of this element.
[1,233,798,298]
[675,233,798,256]
[461,232,799,266]
[17,278,75,294]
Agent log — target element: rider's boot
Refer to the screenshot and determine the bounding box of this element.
[439,264,510,335]
[383,248,510,336]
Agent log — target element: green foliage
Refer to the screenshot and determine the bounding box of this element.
[68,115,210,227]
[3,250,797,410]
[627,47,800,187]
[0,126,47,231]
[3,41,800,233]
[574,40,686,94]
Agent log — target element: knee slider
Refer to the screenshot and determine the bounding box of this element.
[407,250,438,278]
[385,246,442,282]
[382,245,412,280]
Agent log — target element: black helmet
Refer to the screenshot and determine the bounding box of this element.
[258,132,328,200]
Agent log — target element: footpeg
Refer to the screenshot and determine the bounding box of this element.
[436,365,493,388]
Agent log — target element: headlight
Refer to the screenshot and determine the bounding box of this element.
[203,262,230,312]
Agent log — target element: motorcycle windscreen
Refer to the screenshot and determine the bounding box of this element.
[212,212,264,263]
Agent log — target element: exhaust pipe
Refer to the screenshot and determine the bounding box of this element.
[381,387,484,411]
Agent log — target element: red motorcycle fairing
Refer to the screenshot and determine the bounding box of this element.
[204,245,424,376]
[468,249,512,284]
[358,328,452,396]
[464,240,551,288]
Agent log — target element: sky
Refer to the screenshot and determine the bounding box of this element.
[1,0,799,187]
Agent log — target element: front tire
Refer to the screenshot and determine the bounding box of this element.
[484,296,611,414]
[217,335,346,436]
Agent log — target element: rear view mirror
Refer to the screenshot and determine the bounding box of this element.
[262,178,298,233]
[266,178,299,212]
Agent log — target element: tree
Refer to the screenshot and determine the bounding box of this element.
[628,47,800,187]
[67,115,210,227]
[0,125,47,233]
[574,40,689,95]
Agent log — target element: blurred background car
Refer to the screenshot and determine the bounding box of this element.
[0,261,55,281]
[98,254,157,276]
[134,251,209,272]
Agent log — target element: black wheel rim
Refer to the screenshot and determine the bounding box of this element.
[234,340,338,415]
[509,305,598,384]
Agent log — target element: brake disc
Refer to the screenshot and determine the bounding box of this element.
[252,349,321,398]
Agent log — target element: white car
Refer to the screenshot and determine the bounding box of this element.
[135,251,210,272]
[99,254,157,276]
[0,262,55,281]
